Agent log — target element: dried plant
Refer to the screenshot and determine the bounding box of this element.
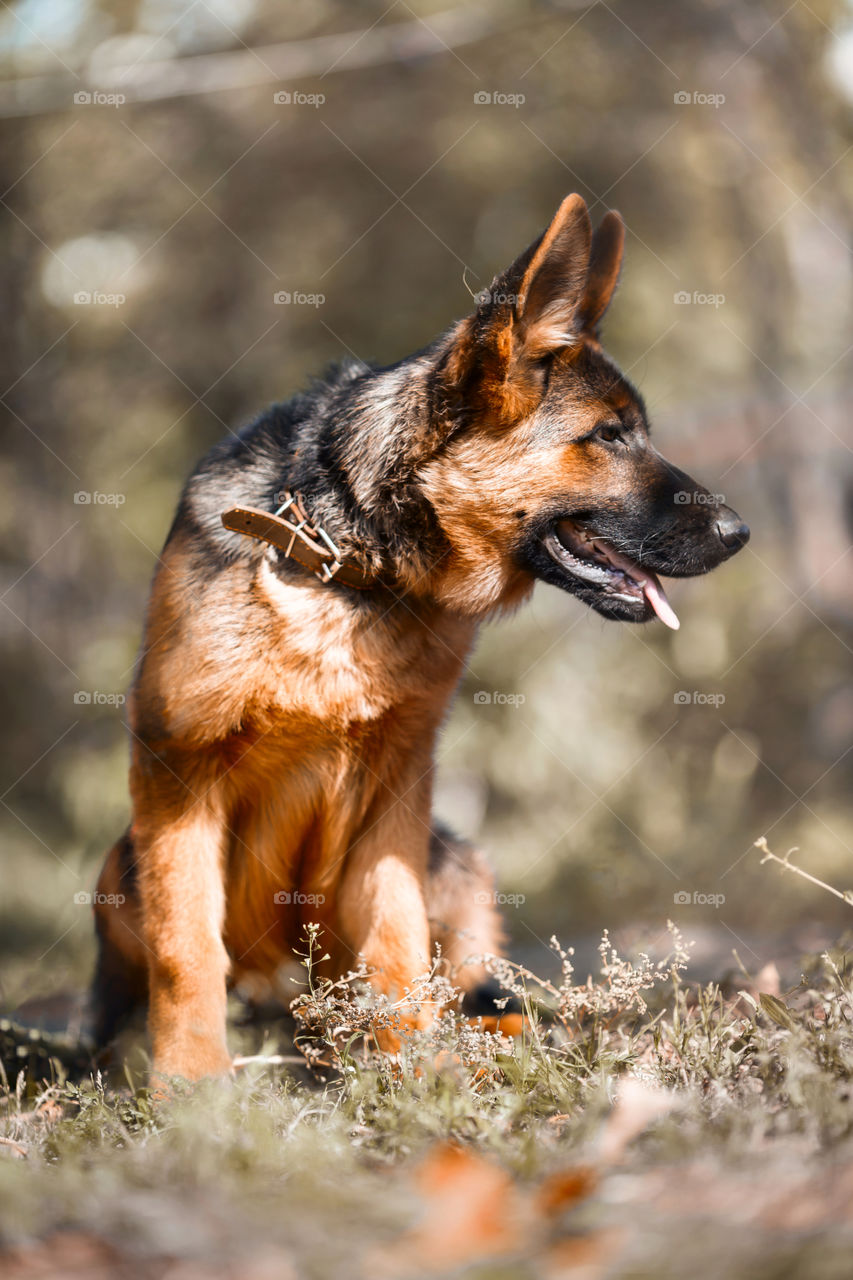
[288,921,693,1081]
[482,921,691,1029]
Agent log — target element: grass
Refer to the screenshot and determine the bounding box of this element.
[3,909,853,1277]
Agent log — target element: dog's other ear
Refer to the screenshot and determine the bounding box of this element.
[578,210,625,333]
[512,193,593,357]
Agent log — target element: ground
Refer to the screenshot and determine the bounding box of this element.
[2,922,853,1279]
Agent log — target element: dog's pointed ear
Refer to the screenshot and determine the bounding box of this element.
[511,193,593,356]
[578,210,625,333]
[437,196,597,429]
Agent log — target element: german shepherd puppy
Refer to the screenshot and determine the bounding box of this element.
[92,195,748,1079]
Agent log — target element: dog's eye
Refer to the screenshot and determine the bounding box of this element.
[596,423,623,443]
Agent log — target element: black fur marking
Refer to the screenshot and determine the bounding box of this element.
[167,354,458,595]
[461,978,523,1018]
[428,819,464,876]
[90,935,147,1051]
[116,829,137,896]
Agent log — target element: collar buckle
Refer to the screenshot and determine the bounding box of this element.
[221,490,378,591]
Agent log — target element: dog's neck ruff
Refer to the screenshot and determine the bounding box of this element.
[221,491,379,591]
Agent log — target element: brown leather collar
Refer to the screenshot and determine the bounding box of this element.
[221,491,379,590]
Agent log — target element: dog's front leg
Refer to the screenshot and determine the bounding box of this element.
[338,800,434,1046]
[134,790,232,1083]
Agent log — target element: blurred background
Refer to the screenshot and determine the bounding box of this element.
[1,0,851,1015]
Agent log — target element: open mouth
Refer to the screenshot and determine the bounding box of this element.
[543,519,680,630]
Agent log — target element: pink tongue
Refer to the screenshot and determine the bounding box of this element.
[642,574,680,631]
[598,543,680,630]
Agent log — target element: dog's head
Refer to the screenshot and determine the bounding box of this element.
[418,194,748,621]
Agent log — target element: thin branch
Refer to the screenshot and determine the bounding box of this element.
[0,1135,28,1158]
[756,836,853,906]
[0,8,497,118]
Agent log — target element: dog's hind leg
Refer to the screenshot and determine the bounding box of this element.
[425,822,510,1004]
[91,829,149,1051]
[426,824,524,1031]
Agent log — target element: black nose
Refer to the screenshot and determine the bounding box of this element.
[715,509,750,551]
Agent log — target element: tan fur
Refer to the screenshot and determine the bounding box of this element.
[94,195,630,1080]
[108,529,499,1077]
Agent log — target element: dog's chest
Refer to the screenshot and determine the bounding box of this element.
[255,559,474,725]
